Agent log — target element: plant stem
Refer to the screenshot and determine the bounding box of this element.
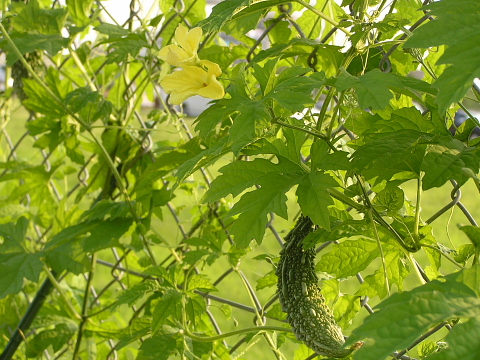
[294,0,351,36]
[414,177,422,243]
[316,87,335,132]
[183,326,293,342]
[367,209,391,297]
[420,244,464,270]
[68,44,97,91]
[327,188,363,211]
[72,254,97,359]
[276,119,337,151]
[42,266,82,320]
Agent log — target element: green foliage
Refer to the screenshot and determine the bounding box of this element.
[347,265,480,360]
[1,0,479,359]
[404,0,480,114]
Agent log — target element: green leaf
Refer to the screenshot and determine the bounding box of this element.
[448,264,480,297]
[44,218,132,273]
[366,107,438,134]
[425,317,480,360]
[25,323,77,357]
[201,44,249,70]
[81,200,133,221]
[294,344,316,360]
[317,238,379,277]
[223,0,283,38]
[11,0,68,35]
[114,317,151,351]
[372,186,405,213]
[190,338,214,359]
[203,158,294,203]
[356,246,410,299]
[193,98,239,138]
[265,67,319,112]
[135,138,203,202]
[83,218,133,252]
[252,58,279,96]
[138,331,178,360]
[0,252,43,299]
[334,294,361,329]
[174,138,229,189]
[404,0,480,113]
[2,33,69,66]
[23,79,64,117]
[352,129,430,184]
[197,0,248,33]
[243,129,307,167]
[419,341,442,358]
[182,249,212,265]
[256,270,277,290]
[311,141,351,171]
[269,91,315,112]
[151,290,183,332]
[229,100,269,155]
[0,217,29,253]
[347,273,480,360]
[458,226,480,270]
[296,171,338,230]
[94,23,130,37]
[104,33,149,64]
[112,281,160,310]
[23,68,73,116]
[454,244,475,265]
[64,87,112,124]
[227,172,301,247]
[335,69,403,110]
[45,237,91,275]
[186,274,217,292]
[185,294,207,327]
[421,137,480,190]
[66,0,94,27]
[0,204,27,225]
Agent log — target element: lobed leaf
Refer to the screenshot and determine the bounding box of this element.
[112,281,160,310]
[421,137,480,190]
[425,317,480,360]
[296,171,338,230]
[404,0,480,113]
[352,129,431,184]
[0,252,43,299]
[227,172,302,246]
[203,158,285,203]
[317,238,379,278]
[66,0,94,27]
[348,270,480,360]
[151,290,183,332]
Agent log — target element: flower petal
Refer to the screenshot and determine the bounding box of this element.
[176,24,202,56]
[161,67,205,91]
[200,60,222,77]
[160,66,224,104]
[158,45,190,67]
[196,75,225,100]
[169,90,199,105]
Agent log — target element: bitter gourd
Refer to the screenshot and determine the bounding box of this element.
[277,216,362,358]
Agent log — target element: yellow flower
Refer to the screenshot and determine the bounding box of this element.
[158,24,203,67]
[160,63,224,105]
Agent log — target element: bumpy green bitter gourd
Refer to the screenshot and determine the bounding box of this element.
[277,216,362,358]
